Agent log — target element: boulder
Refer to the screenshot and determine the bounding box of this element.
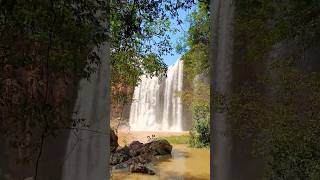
[110,139,172,175]
[128,140,172,157]
[131,152,153,164]
[110,146,131,165]
[128,141,144,156]
[147,139,172,156]
[129,163,155,175]
[113,151,153,170]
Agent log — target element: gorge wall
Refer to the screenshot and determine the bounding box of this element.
[0,45,111,180]
[210,0,320,179]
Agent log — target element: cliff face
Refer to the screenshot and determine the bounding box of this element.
[0,61,78,179]
[0,0,111,177]
[111,81,134,126]
[0,45,112,180]
[210,0,320,179]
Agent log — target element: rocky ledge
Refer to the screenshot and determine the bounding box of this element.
[110,138,172,175]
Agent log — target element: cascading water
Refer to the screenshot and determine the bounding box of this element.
[129,59,184,132]
[62,44,110,180]
[210,0,234,179]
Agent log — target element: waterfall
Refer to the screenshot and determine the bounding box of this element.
[62,44,110,180]
[129,59,184,132]
[210,0,234,179]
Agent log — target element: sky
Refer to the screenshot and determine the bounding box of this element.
[161,8,194,66]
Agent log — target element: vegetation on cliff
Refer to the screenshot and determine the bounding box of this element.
[1,1,108,165]
[229,1,320,179]
[178,1,210,148]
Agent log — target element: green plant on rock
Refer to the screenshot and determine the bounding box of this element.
[189,93,210,148]
[179,80,210,148]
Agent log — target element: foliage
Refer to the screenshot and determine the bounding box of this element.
[177,1,210,148]
[188,81,210,148]
[178,79,210,148]
[0,0,108,164]
[109,0,201,86]
[0,0,199,167]
[231,0,320,179]
[189,116,210,148]
[235,0,320,62]
[109,0,199,122]
[178,1,210,81]
[228,59,320,179]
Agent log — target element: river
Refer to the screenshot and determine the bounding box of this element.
[111,130,210,180]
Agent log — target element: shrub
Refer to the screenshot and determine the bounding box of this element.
[189,103,210,148]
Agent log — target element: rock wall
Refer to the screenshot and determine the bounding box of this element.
[0,44,111,180]
[0,65,78,180]
[210,0,320,179]
[111,82,134,123]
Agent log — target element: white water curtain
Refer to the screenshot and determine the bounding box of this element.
[129,59,184,132]
[62,43,110,180]
[210,0,234,179]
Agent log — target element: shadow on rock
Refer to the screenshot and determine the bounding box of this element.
[110,139,172,175]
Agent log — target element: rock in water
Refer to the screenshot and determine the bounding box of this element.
[129,163,156,175]
[147,139,172,156]
[111,139,172,175]
[128,139,172,156]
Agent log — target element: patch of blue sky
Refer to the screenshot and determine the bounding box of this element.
[159,7,196,66]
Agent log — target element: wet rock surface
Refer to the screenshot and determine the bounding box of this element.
[110,139,172,175]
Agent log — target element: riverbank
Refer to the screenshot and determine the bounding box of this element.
[111,130,210,180]
[116,127,189,146]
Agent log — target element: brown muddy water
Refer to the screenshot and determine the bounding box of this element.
[111,130,210,180]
